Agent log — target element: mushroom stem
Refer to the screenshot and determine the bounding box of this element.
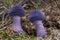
[33,20,47,37]
[12,16,24,33]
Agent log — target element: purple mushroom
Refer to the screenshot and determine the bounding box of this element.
[8,4,25,33]
[29,9,47,37]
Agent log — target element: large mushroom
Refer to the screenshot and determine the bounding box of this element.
[8,4,25,33]
[28,9,47,37]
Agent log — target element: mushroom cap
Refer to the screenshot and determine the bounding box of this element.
[8,4,25,17]
[29,9,45,22]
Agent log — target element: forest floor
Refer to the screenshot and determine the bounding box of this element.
[0,0,60,40]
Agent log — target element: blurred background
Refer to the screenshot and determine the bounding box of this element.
[0,0,60,40]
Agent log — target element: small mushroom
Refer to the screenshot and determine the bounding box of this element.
[28,9,47,37]
[8,4,25,33]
